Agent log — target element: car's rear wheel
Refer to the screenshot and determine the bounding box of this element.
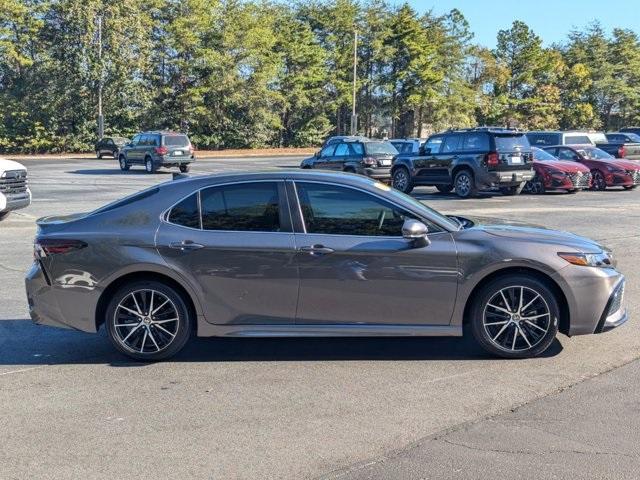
[179,164,190,173]
[0,211,10,221]
[591,170,607,191]
[145,157,156,174]
[453,170,477,198]
[105,281,192,361]
[469,274,559,359]
[392,167,413,193]
[436,184,453,194]
[119,156,129,171]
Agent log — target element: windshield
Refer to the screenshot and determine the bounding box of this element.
[532,147,557,161]
[577,147,613,160]
[625,133,640,142]
[365,142,398,155]
[164,135,190,147]
[494,134,530,152]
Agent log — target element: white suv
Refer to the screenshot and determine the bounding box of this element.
[0,158,31,220]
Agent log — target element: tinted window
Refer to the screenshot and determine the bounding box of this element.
[350,143,364,155]
[390,142,404,151]
[168,193,200,229]
[557,149,580,161]
[462,133,489,151]
[296,182,418,236]
[92,187,160,215]
[164,135,189,147]
[526,133,559,146]
[320,145,336,157]
[624,133,640,142]
[364,142,398,155]
[606,134,624,142]
[564,135,591,145]
[334,143,350,156]
[200,182,281,232]
[441,135,461,153]
[494,134,530,151]
[424,136,443,153]
[131,135,142,145]
[105,138,114,145]
[578,147,613,160]
[532,148,557,161]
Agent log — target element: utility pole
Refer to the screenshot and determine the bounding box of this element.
[97,13,104,140]
[350,29,358,136]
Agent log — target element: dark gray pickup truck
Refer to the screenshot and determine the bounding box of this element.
[596,132,640,160]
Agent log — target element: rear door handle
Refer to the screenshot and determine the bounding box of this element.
[299,244,335,255]
[169,240,204,251]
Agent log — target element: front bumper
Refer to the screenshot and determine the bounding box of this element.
[545,172,592,190]
[607,171,639,187]
[0,190,31,213]
[595,278,628,333]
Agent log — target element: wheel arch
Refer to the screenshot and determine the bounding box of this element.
[461,266,570,335]
[451,163,475,180]
[95,271,199,333]
[390,158,413,175]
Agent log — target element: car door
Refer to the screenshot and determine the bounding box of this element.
[431,134,462,183]
[331,142,350,171]
[128,134,144,163]
[290,180,459,326]
[315,144,337,170]
[156,181,298,325]
[413,135,443,182]
[102,138,114,156]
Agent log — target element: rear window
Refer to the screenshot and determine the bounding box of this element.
[564,135,591,145]
[164,135,190,147]
[526,133,559,146]
[364,142,398,155]
[494,134,530,152]
[92,187,160,215]
[461,133,490,151]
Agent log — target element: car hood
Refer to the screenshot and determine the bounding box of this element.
[535,160,589,172]
[0,158,27,172]
[609,158,640,170]
[463,216,606,252]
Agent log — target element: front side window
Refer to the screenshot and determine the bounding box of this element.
[441,135,461,153]
[296,182,422,237]
[200,182,281,232]
[557,148,580,161]
[168,193,200,229]
[579,147,613,160]
[320,145,336,158]
[131,135,141,146]
[424,136,443,153]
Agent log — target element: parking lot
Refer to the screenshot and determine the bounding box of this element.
[2,155,640,479]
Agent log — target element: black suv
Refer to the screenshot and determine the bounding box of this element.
[118,131,195,173]
[95,136,129,159]
[300,138,398,181]
[391,128,534,197]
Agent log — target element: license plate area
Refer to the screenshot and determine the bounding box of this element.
[379,159,392,166]
[173,150,184,156]
[509,156,522,165]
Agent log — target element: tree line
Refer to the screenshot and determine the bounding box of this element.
[2,0,640,153]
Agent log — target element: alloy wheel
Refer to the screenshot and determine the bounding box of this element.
[482,285,551,353]
[455,173,471,197]
[592,171,606,191]
[112,289,180,354]
[393,169,409,191]
[145,159,154,173]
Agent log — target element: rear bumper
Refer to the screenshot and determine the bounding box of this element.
[480,169,534,188]
[0,190,31,212]
[157,154,195,166]
[362,166,392,180]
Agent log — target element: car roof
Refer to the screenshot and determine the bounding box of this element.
[138,131,187,136]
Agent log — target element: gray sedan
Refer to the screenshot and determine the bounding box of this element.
[26,171,627,360]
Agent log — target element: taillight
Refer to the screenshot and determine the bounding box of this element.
[362,157,377,166]
[618,146,626,158]
[35,238,87,258]
[486,152,499,167]
[155,146,169,155]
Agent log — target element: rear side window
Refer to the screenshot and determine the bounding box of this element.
[168,193,200,229]
[334,143,350,156]
[164,135,190,147]
[494,134,530,151]
[461,133,489,151]
[200,182,281,232]
[564,135,591,145]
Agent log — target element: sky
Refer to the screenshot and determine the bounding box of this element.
[403,0,640,48]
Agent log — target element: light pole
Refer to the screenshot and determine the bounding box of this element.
[97,13,104,140]
[350,29,358,136]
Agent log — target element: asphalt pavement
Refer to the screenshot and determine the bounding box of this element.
[1,155,639,479]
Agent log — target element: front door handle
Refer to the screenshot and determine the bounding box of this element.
[299,244,335,255]
[169,240,204,251]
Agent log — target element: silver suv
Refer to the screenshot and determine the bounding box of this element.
[118,131,195,174]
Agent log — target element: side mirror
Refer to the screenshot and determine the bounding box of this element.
[314,150,321,158]
[402,219,430,248]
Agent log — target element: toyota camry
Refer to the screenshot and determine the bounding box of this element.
[26,171,627,361]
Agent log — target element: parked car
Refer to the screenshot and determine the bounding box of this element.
[95,136,130,159]
[26,170,627,361]
[542,145,640,190]
[389,138,426,155]
[600,132,640,160]
[391,128,534,198]
[526,131,596,147]
[321,135,369,148]
[118,131,195,173]
[0,158,31,220]
[300,138,397,181]
[523,147,592,194]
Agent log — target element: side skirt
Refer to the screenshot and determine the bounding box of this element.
[197,323,462,338]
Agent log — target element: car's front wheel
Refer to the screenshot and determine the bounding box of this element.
[105,281,193,361]
[119,156,130,171]
[591,170,607,191]
[179,164,190,173]
[469,274,559,359]
[391,167,413,193]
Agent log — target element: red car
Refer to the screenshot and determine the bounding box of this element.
[524,147,592,193]
[543,145,640,191]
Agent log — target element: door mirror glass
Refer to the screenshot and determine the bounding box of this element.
[402,219,430,247]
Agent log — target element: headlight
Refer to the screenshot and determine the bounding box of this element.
[558,251,614,268]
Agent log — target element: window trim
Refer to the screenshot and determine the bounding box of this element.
[289,180,448,238]
[162,180,293,234]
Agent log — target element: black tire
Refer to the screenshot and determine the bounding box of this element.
[499,184,524,196]
[179,164,190,173]
[119,156,130,171]
[96,150,102,159]
[453,169,477,198]
[567,188,579,194]
[145,157,156,174]
[591,170,607,191]
[105,280,193,361]
[436,184,453,194]
[469,274,560,359]
[343,167,356,174]
[0,211,10,221]
[623,185,637,190]
[391,167,414,194]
